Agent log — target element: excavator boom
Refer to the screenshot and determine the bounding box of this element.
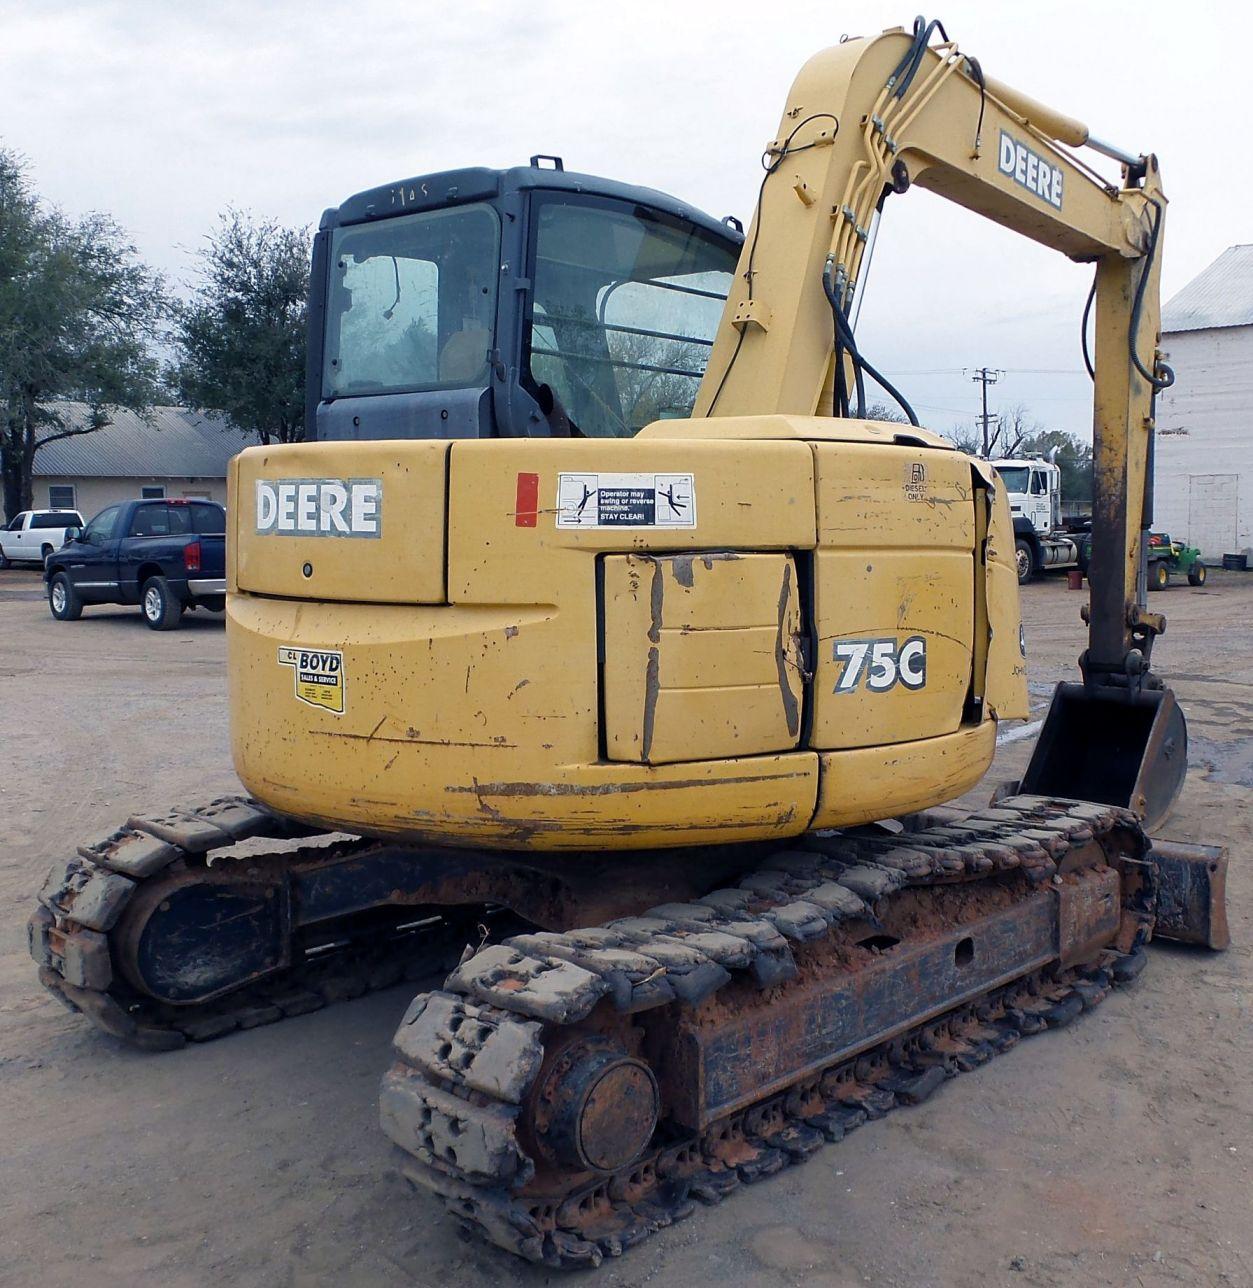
[693,19,1181,823]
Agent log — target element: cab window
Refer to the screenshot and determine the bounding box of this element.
[1030,471,1047,495]
[525,198,737,437]
[83,506,121,545]
[129,505,192,537]
[325,203,500,398]
[191,503,225,535]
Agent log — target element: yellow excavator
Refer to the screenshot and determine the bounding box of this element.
[32,16,1229,1268]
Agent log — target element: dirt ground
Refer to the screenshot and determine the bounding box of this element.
[1,568,1248,1288]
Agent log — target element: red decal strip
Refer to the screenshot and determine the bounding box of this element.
[515,472,540,527]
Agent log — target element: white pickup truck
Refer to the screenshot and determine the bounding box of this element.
[0,509,85,568]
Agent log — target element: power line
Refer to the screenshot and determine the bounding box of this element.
[886,366,1089,377]
[911,401,979,416]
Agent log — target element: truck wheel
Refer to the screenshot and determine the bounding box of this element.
[142,576,184,631]
[1148,560,1169,591]
[48,572,83,621]
[1188,561,1207,587]
[1014,539,1035,585]
[0,546,9,570]
[203,595,226,613]
[40,543,53,561]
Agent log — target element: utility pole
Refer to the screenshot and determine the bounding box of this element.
[966,367,1003,456]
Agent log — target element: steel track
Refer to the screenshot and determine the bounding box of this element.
[381,795,1153,1268]
[29,798,483,1050]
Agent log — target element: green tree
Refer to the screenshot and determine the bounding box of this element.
[1017,427,1093,503]
[0,148,166,517]
[170,210,310,445]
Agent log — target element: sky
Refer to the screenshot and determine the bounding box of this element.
[1,0,1246,443]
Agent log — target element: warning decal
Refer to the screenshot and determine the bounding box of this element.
[277,646,345,715]
[555,472,697,529]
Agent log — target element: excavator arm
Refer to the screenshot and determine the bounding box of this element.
[695,18,1183,824]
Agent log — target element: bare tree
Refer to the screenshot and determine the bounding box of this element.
[990,402,1043,457]
[942,425,984,455]
[863,400,908,423]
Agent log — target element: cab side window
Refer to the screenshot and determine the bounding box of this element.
[129,506,165,537]
[1029,471,1047,495]
[83,506,121,546]
[129,505,194,537]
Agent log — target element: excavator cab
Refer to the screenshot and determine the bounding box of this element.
[306,159,743,444]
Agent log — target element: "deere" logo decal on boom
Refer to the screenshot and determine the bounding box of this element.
[998,131,1063,210]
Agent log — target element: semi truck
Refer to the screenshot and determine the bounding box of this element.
[993,455,1090,583]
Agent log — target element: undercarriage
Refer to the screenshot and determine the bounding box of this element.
[26,797,757,1049]
[378,793,1155,1266]
[29,789,1226,1267]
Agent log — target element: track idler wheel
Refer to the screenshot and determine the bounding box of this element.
[528,1037,660,1174]
[114,867,290,1005]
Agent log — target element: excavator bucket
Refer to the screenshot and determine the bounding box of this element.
[1020,681,1187,832]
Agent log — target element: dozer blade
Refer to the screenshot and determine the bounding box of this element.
[1020,682,1187,832]
[1144,839,1230,951]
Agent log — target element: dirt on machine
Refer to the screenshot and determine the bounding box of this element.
[30,16,1230,1270]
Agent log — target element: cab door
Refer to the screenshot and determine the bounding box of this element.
[1028,468,1051,532]
[3,512,32,559]
[65,505,123,601]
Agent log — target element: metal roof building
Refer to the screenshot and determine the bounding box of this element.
[25,404,255,521]
[1161,244,1253,333]
[1155,245,1253,559]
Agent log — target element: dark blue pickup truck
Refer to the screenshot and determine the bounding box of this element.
[44,498,227,630]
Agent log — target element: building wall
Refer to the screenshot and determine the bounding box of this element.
[1154,324,1253,558]
[33,475,228,520]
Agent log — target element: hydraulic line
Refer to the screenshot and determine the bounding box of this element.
[823,257,919,426]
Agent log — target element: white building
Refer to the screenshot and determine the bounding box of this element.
[1154,244,1253,559]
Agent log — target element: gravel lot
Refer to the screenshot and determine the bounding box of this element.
[1,567,1248,1287]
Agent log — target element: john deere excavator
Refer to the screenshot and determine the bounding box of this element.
[32,16,1230,1268]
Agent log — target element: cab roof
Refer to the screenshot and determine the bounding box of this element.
[320,163,742,246]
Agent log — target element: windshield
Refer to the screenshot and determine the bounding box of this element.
[324,203,500,399]
[996,466,1030,494]
[526,198,737,438]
